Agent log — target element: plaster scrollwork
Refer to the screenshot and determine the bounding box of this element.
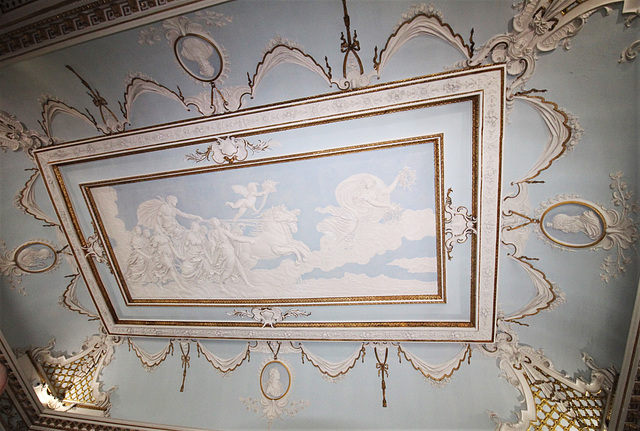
[29,329,123,414]
[443,189,477,260]
[228,308,311,328]
[503,184,565,323]
[0,111,49,157]
[503,255,565,322]
[240,357,309,429]
[59,273,99,320]
[185,137,273,164]
[0,239,62,295]
[534,172,639,282]
[620,38,640,61]
[620,2,640,61]
[468,0,640,96]
[249,44,340,91]
[482,319,615,430]
[15,170,61,228]
[139,11,232,46]
[83,232,109,266]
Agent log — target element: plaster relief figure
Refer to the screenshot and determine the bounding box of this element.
[149,233,189,292]
[179,36,217,78]
[137,195,203,242]
[125,226,153,284]
[225,180,277,221]
[265,367,285,399]
[316,167,416,247]
[547,211,603,240]
[181,222,213,283]
[16,245,54,271]
[238,205,311,268]
[208,217,254,286]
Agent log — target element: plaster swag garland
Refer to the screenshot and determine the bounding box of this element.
[126,338,174,372]
[397,343,471,386]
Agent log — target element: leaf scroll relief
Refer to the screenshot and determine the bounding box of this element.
[468,0,640,98]
[228,307,311,328]
[184,136,273,164]
[443,188,477,260]
[532,172,639,282]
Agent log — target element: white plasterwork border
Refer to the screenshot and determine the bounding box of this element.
[34,65,505,342]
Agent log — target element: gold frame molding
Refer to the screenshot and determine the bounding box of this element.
[34,65,505,342]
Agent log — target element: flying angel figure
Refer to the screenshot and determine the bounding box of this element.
[225,180,277,221]
[227,307,310,328]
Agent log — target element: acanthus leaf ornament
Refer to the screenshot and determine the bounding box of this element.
[468,0,640,97]
[0,111,49,158]
[185,137,273,164]
[228,307,311,328]
[534,173,639,282]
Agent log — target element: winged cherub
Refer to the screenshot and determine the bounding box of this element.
[225,180,277,221]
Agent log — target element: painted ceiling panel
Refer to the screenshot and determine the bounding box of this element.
[0,0,638,430]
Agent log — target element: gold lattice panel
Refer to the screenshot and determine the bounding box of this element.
[526,372,606,431]
[40,354,98,405]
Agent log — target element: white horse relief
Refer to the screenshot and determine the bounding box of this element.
[97,164,438,301]
[103,180,312,299]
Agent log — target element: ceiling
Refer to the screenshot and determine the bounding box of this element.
[0,0,639,430]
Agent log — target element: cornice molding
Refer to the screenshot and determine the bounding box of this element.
[0,0,229,66]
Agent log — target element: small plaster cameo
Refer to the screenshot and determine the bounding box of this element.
[260,360,291,400]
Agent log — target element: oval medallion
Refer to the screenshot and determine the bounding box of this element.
[540,201,607,248]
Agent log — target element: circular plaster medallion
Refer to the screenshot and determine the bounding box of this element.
[260,360,291,401]
[540,201,607,248]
